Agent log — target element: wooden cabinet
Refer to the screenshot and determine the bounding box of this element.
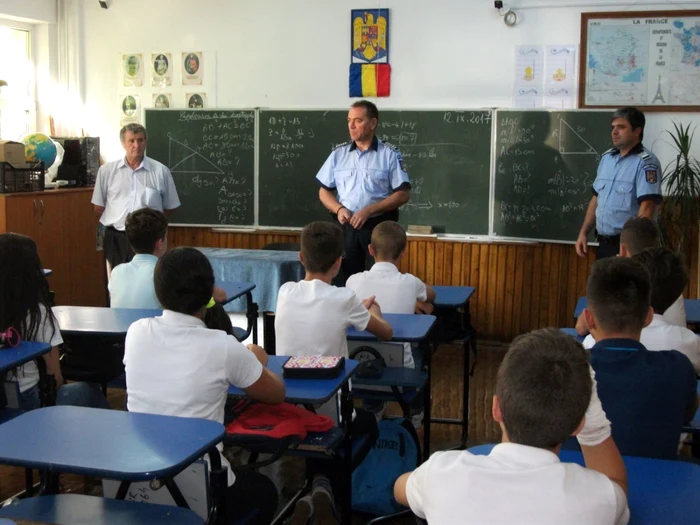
[0,188,106,306]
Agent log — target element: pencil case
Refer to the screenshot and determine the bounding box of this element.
[282,356,345,379]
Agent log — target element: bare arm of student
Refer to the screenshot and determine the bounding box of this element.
[365,308,393,341]
[242,368,285,405]
[425,284,436,303]
[575,196,597,257]
[213,286,226,303]
[637,199,656,219]
[684,395,699,424]
[93,205,105,220]
[415,301,434,315]
[575,312,589,336]
[393,472,411,507]
[247,344,268,367]
[580,437,628,495]
[42,346,64,388]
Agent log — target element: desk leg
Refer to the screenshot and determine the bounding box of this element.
[423,343,432,462]
[263,312,276,355]
[244,292,259,346]
[339,383,352,525]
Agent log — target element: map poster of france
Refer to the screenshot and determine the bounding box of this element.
[580,10,700,111]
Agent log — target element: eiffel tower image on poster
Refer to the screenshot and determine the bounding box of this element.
[651,75,666,104]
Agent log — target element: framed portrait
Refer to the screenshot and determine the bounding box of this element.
[351,9,389,64]
[580,10,700,111]
[122,53,143,87]
[182,51,203,85]
[151,52,172,87]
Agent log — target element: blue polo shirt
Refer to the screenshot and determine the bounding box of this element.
[590,338,697,459]
[592,143,661,236]
[108,254,160,309]
[316,136,411,213]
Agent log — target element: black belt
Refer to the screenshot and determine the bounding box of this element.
[597,234,620,243]
[106,226,126,234]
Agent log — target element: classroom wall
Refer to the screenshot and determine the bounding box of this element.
[0,0,55,24]
[73,0,700,165]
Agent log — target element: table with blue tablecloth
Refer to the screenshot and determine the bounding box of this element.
[197,248,304,312]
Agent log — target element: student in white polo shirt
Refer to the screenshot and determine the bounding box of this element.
[346,220,435,423]
[583,247,700,372]
[394,329,630,525]
[124,247,285,525]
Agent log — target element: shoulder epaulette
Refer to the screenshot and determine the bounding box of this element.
[601,148,616,157]
[332,140,352,150]
[637,149,651,160]
[382,142,401,152]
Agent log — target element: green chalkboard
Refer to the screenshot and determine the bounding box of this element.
[493,110,613,242]
[145,109,255,225]
[259,110,493,234]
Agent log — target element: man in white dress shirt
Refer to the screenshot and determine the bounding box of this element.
[91,123,180,278]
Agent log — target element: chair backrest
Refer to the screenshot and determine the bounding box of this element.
[262,243,300,251]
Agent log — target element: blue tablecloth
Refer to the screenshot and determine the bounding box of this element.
[198,248,304,312]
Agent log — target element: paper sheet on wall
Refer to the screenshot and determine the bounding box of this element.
[544,45,577,109]
[513,46,544,108]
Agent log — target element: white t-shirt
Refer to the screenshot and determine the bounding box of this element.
[275,279,370,358]
[346,262,427,367]
[405,443,629,525]
[124,310,263,486]
[6,305,63,393]
[582,314,700,372]
[663,294,686,327]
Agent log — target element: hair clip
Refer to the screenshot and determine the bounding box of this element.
[206,297,216,309]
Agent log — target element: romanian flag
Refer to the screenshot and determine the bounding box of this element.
[349,64,391,97]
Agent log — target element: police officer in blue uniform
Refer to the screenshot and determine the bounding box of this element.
[576,107,662,260]
[316,100,411,284]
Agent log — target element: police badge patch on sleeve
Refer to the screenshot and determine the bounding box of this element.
[645,168,657,184]
[398,155,407,173]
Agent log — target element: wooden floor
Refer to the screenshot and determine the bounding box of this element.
[0,341,508,523]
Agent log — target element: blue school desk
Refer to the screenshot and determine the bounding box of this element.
[227,355,359,405]
[217,281,256,305]
[432,285,477,449]
[0,494,203,524]
[228,356,359,525]
[348,313,436,459]
[52,306,161,336]
[0,342,51,374]
[467,444,700,525]
[0,406,224,480]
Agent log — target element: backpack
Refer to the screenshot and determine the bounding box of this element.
[351,418,421,516]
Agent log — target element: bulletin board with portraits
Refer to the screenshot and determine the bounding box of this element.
[119,50,213,126]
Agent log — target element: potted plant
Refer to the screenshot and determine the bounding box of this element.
[659,121,700,254]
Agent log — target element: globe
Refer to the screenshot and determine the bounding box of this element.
[20,133,57,168]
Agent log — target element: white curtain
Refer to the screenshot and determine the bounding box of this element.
[53,0,83,136]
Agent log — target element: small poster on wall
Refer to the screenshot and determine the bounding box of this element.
[351,9,389,64]
[151,53,172,87]
[122,53,143,87]
[182,52,203,85]
[153,93,172,108]
[119,94,140,126]
[186,93,206,108]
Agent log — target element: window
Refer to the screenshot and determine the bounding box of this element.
[0,24,33,140]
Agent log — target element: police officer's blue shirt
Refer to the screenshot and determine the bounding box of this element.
[316,136,411,213]
[592,143,661,236]
[590,338,696,459]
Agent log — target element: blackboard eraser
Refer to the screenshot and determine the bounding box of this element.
[407,225,433,235]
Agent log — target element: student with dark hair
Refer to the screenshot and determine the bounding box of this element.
[0,233,108,410]
[394,329,629,525]
[575,106,661,260]
[276,221,392,360]
[584,257,698,459]
[584,248,700,372]
[276,221,391,524]
[109,208,168,308]
[124,247,285,525]
[574,215,686,335]
[618,216,659,257]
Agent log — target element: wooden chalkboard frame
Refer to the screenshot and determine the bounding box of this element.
[579,10,700,112]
